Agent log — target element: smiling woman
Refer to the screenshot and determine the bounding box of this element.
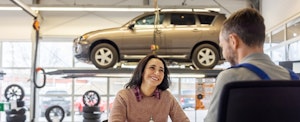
[108,54,190,122]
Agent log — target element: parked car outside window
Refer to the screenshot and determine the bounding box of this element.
[73,10,226,69]
[180,89,196,109]
[40,90,71,117]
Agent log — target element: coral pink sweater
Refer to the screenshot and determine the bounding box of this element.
[109,88,190,122]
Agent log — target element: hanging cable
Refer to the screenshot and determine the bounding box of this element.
[34,67,46,88]
[152,0,160,54]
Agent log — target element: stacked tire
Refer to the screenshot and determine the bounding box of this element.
[4,84,26,122]
[45,105,65,122]
[82,90,101,122]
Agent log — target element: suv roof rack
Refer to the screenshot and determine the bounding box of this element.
[159,8,220,13]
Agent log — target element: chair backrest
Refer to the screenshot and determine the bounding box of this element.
[218,80,300,122]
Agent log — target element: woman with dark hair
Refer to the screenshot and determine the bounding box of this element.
[109,54,190,122]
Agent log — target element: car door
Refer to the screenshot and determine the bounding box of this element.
[161,13,200,58]
[121,13,165,59]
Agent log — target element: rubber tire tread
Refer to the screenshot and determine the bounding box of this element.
[6,114,26,122]
[83,112,101,119]
[5,108,26,115]
[83,119,101,122]
[45,105,65,122]
[83,106,100,113]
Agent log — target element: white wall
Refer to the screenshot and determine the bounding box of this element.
[0,11,33,40]
[262,0,300,32]
[39,11,142,38]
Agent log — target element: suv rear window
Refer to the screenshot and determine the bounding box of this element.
[198,15,215,25]
[171,13,195,25]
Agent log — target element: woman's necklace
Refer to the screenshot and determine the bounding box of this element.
[148,93,155,122]
[141,87,156,122]
[149,115,154,122]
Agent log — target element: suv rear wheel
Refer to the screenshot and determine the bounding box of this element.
[192,44,219,69]
[91,43,118,69]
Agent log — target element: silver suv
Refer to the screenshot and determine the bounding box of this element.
[73,10,226,69]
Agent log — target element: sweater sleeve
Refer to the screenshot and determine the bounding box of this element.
[108,90,127,122]
[168,92,190,122]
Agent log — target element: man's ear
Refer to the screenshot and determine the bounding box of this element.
[228,33,240,50]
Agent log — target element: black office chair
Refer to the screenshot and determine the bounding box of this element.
[218,80,300,122]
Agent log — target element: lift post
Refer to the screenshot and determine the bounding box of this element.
[9,0,42,122]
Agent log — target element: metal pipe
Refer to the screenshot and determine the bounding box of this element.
[10,0,37,18]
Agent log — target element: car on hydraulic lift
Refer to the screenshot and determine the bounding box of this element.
[73,10,226,69]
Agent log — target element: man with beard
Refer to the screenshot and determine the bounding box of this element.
[204,8,299,122]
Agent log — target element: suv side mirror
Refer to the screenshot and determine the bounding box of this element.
[128,23,135,30]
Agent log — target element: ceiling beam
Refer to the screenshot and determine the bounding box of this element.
[143,0,149,5]
[32,0,40,4]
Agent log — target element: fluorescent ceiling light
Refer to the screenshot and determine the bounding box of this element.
[0,6,22,10]
[0,6,155,12]
[31,7,155,12]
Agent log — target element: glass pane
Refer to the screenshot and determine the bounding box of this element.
[38,96,72,121]
[74,77,108,95]
[169,78,179,94]
[271,26,285,43]
[0,69,32,121]
[288,41,300,60]
[39,42,73,67]
[74,58,97,68]
[2,42,31,67]
[109,77,129,95]
[264,34,271,56]
[271,45,286,63]
[287,17,300,40]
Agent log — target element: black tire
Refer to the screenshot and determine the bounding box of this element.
[6,114,26,122]
[17,100,25,107]
[83,119,101,122]
[91,43,118,69]
[5,108,26,115]
[83,112,101,119]
[66,111,71,116]
[83,90,100,107]
[45,105,65,122]
[83,106,100,113]
[4,84,25,101]
[192,44,219,69]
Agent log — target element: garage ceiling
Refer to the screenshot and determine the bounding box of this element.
[2,0,253,13]
[0,0,253,40]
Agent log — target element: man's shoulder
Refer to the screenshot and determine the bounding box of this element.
[216,67,260,83]
[218,68,246,76]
